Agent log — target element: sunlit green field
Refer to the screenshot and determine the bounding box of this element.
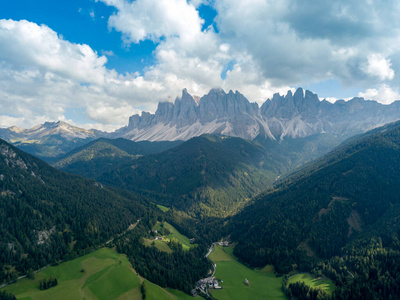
[143,238,173,253]
[2,248,195,300]
[156,204,170,212]
[287,273,335,294]
[209,246,286,300]
[152,221,194,251]
[145,280,195,300]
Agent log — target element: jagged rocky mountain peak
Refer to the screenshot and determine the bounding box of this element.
[285,89,293,99]
[208,86,226,95]
[178,88,196,102]
[271,92,282,101]
[293,87,304,99]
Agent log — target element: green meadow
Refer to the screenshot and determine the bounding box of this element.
[287,273,335,294]
[156,204,170,212]
[2,248,194,300]
[144,280,195,300]
[152,221,194,251]
[143,238,173,253]
[209,246,286,300]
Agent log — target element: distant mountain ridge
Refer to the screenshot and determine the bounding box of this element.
[1,121,100,140]
[2,87,400,148]
[115,87,400,141]
[0,121,105,162]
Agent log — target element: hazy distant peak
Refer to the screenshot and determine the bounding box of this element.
[3,121,101,141]
[208,87,226,94]
[8,125,24,133]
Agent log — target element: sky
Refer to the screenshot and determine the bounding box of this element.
[1,0,400,131]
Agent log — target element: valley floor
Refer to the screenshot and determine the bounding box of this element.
[207,246,286,300]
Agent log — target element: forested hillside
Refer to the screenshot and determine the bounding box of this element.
[229,121,400,299]
[54,138,182,179]
[0,139,152,284]
[96,135,290,217]
[11,134,93,163]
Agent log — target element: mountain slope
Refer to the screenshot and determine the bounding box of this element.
[0,139,150,283]
[229,120,400,274]
[53,138,183,179]
[97,135,290,217]
[11,134,94,163]
[1,121,99,140]
[54,133,347,218]
[0,121,105,162]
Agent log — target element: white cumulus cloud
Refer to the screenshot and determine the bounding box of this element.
[0,20,109,85]
[0,19,182,130]
[362,54,395,81]
[358,84,400,104]
[101,0,204,44]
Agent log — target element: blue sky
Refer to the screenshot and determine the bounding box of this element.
[1,0,400,130]
[1,0,157,73]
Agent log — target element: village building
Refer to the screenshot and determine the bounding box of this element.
[191,289,197,297]
[213,279,222,289]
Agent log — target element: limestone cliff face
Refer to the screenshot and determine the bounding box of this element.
[115,88,270,141]
[261,88,400,139]
[115,88,400,141]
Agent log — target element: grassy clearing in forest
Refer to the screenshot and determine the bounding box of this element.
[152,221,194,251]
[287,273,335,294]
[143,238,173,253]
[209,246,286,300]
[157,204,170,212]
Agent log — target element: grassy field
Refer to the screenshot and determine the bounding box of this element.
[143,238,173,253]
[153,221,194,251]
[145,280,195,300]
[287,273,335,294]
[208,245,235,261]
[209,246,286,300]
[157,204,170,212]
[2,248,195,300]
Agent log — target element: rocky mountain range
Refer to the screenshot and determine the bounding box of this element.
[115,87,400,141]
[0,121,104,162]
[0,121,99,141]
[2,88,400,144]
